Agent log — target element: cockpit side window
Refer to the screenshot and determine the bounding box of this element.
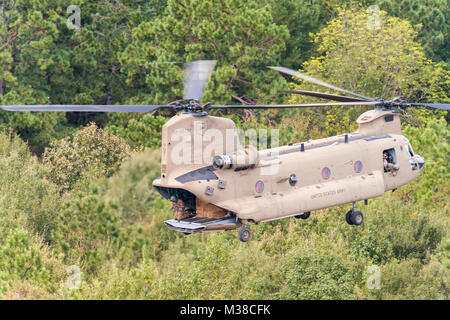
[402,137,414,158]
[407,144,414,157]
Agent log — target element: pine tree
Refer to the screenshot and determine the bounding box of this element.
[119,0,290,105]
[0,0,73,153]
[376,0,449,66]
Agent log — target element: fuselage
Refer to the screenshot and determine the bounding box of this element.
[153,109,424,231]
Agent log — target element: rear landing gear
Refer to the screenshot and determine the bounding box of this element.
[238,226,251,242]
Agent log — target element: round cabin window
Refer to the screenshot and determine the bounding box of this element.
[354,160,363,173]
[322,167,331,180]
[255,180,264,193]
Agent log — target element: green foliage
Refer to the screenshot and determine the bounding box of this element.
[0,0,76,153]
[119,0,289,105]
[288,6,449,136]
[0,122,448,299]
[0,0,448,301]
[278,254,358,299]
[0,132,60,239]
[0,0,66,100]
[0,133,66,297]
[0,224,51,293]
[344,199,444,264]
[363,257,448,299]
[376,0,449,66]
[60,0,166,127]
[0,110,76,155]
[401,119,449,211]
[43,123,131,192]
[106,114,167,148]
[266,0,329,69]
[48,148,177,275]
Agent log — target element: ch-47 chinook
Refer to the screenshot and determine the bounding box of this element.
[1,60,449,242]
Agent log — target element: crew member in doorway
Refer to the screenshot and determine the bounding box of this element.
[383,152,399,176]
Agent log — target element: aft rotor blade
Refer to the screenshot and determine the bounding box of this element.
[209,101,380,109]
[407,103,450,110]
[0,105,174,112]
[183,60,217,101]
[268,66,374,102]
[286,89,367,102]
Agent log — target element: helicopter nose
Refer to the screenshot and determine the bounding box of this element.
[417,155,425,171]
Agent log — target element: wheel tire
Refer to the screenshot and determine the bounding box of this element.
[294,212,310,220]
[300,212,311,220]
[345,210,353,225]
[350,210,364,226]
[238,227,251,242]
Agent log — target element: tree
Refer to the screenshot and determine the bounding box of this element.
[265,0,329,69]
[324,0,449,66]
[119,0,290,105]
[0,0,74,153]
[43,123,131,192]
[375,0,449,66]
[287,7,449,136]
[63,0,166,126]
[109,0,292,148]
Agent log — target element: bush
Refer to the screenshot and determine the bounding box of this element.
[401,119,449,210]
[0,132,60,240]
[43,123,132,192]
[106,114,167,149]
[361,258,449,300]
[277,253,358,300]
[48,148,175,275]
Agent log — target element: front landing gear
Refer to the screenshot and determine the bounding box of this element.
[345,210,363,226]
[345,203,363,226]
[238,226,251,242]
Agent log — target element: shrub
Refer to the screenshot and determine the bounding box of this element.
[401,119,449,210]
[48,148,174,274]
[277,253,358,300]
[0,132,60,240]
[43,123,132,192]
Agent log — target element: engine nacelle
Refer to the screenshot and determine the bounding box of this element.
[212,145,259,170]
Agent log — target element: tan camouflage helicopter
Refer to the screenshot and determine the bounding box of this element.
[1,60,449,242]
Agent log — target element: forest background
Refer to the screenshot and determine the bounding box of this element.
[0,0,448,299]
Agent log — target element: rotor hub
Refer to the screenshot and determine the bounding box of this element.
[178,100,211,115]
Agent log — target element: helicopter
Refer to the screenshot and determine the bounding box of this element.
[1,60,449,242]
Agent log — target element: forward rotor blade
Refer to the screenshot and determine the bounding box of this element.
[407,103,450,110]
[268,66,374,102]
[0,105,174,112]
[209,101,380,109]
[286,89,367,102]
[183,60,217,101]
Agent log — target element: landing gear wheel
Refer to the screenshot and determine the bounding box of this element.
[350,210,363,226]
[345,210,353,225]
[301,212,310,219]
[295,212,311,220]
[238,226,251,242]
